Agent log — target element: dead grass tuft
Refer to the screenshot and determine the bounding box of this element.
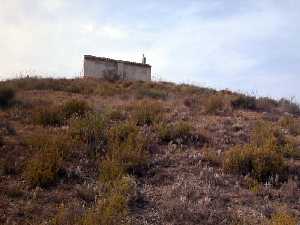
[204,94,225,114]
[62,99,90,119]
[24,133,72,187]
[131,100,164,126]
[223,144,286,183]
[70,112,108,157]
[269,211,297,225]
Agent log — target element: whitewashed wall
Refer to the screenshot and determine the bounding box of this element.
[84,58,117,78]
[84,57,151,81]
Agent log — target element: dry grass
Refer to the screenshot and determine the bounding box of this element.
[24,132,72,187]
[269,211,298,225]
[106,122,150,170]
[62,99,90,119]
[70,112,109,157]
[223,144,286,182]
[1,78,300,225]
[131,100,164,126]
[280,116,300,136]
[204,94,225,114]
[34,106,65,127]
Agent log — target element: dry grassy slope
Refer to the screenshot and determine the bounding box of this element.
[0,78,299,225]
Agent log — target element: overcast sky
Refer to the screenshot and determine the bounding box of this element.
[1,0,299,101]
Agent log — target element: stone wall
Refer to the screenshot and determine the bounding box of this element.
[83,55,151,81]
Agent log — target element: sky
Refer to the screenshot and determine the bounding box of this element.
[0,0,299,101]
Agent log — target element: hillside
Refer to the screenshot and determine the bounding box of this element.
[0,77,300,225]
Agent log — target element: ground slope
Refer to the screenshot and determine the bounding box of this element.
[0,78,300,225]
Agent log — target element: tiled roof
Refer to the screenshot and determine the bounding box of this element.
[84,55,151,68]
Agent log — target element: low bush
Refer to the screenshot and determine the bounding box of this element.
[105,108,126,122]
[0,86,16,108]
[81,176,136,225]
[250,121,279,148]
[34,107,65,127]
[136,87,168,100]
[131,100,164,126]
[70,113,108,157]
[231,95,256,110]
[82,191,128,225]
[279,116,300,136]
[96,83,123,96]
[279,98,300,115]
[34,100,90,127]
[157,121,193,143]
[269,211,297,225]
[204,94,225,114]
[177,84,215,96]
[50,203,84,225]
[277,143,300,159]
[201,148,222,166]
[157,121,208,147]
[62,99,90,119]
[183,96,200,109]
[24,133,71,187]
[256,97,278,112]
[99,159,126,184]
[107,122,149,170]
[223,144,286,183]
[250,121,299,160]
[79,122,144,225]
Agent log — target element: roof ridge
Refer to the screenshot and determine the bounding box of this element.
[84,55,151,67]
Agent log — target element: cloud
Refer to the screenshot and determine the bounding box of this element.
[0,0,299,101]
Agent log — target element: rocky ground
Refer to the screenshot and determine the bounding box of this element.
[0,78,300,225]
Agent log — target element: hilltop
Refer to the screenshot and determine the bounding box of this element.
[0,77,300,225]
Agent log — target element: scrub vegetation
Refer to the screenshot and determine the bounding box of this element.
[0,77,299,225]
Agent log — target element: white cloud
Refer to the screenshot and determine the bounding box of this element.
[41,0,66,12]
[0,0,299,101]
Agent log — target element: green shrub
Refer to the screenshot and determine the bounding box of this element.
[25,133,71,187]
[231,95,256,110]
[0,86,16,108]
[50,204,84,225]
[223,144,286,182]
[70,113,108,157]
[251,121,298,159]
[157,121,193,144]
[81,175,136,225]
[132,100,163,126]
[250,121,288,151]
[277,143,300,159]
[62,99,90,119]
[105,108,126,122]
[99,159,126,184]
[107,122,149,170]
[82,194,127,225]
[34,107,65,127]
